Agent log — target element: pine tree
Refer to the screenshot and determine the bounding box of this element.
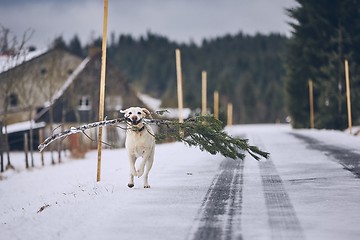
[285,0,360,129]
[68,35,84,57]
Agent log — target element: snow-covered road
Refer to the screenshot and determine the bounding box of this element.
[1,124,360,240]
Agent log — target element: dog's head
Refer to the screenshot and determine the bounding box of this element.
[120,107,151,127]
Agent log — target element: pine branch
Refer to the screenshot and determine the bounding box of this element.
[152,115,269,160]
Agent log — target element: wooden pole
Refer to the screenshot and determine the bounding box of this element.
[201,71,207,116]
[214,91,219,120]
[227,102,233,126]
[96,0,108,182]
[175,49,184,123]
[1,121,4,172]
[24,133,29,168]
[39,129,44,166]
[308,79,314,129]
[345,59,352,134]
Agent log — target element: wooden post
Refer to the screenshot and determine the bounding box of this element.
[227,102,233,126]
[0,121,4,172]
[201,71,207,116]
[175,49,184,123]
[308,79,314,129]
[24,133,29,168]
[214,91,219,120]
[39,129,44,166]
[345,59,352,134]
[96,0,108,182]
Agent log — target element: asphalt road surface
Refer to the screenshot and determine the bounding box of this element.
[187,125,360,240]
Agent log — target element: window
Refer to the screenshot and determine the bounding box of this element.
[78,96,91,111]
[40,68,47,75]
[8,93,18,108]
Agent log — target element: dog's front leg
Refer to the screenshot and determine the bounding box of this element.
[128,153,137,188]
[128,174,134,188]
[128,153,137,176]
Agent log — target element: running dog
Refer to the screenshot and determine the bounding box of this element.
[120,107,155,188]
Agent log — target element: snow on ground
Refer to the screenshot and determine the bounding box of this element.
[0,141,223,240]
[1,124,360,240]
[229,124,360,240]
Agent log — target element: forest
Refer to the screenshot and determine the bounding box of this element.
[63,1,360,129]
[64,31,288,124]
[285,0,360,129]
[5,1,358,129]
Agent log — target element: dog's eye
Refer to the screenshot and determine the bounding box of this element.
[128,112,132,115]
[137,112,141,115]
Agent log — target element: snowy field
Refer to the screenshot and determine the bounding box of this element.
[1,124,360,240]
[0,140,223,240]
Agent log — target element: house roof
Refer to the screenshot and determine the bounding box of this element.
[0,48,48,74]
[43,56,91,108]
[34,56,91,121]
[33,50,152,122]
[3,120,46,134]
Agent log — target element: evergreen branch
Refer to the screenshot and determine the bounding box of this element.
[150,115,269,161]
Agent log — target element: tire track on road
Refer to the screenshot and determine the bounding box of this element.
[188,158,244,240]
[252,135,305,240]
[292,133,360,178]
[259,158,305,240]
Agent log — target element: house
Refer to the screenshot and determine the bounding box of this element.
[0,46,150,150]
[0,47,82,125]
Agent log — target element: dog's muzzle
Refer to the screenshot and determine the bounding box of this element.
[126,117,142,126]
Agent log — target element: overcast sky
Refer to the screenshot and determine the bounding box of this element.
[0,0,297,49]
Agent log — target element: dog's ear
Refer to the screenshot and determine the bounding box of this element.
[120,109,128,114]
[142,108,152,118]
[120,110,126,113]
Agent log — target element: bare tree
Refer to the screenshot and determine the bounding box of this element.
[37,39,69,164]
[16,67,37,166]
[0,25,34,170]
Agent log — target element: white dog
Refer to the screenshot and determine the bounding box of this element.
[120,107,155,188]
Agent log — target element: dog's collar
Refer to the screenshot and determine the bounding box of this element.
[130,125,145,132]
[125,117,145,132]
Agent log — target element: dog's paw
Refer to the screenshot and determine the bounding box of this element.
[144,185,151,188]
[128,183,134,188]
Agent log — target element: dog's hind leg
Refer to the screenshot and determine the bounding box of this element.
[137,152,150,177]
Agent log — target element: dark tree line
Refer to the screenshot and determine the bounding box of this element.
[285,0,360,129]
[64,32,288,124]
